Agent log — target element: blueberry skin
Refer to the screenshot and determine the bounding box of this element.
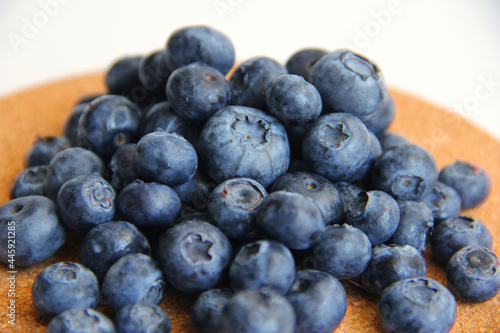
[57,174,116,233]
[109,143,138,192]
[47,308,115,333]
[256,191,325,250]
[446,246,500,303]
[286,270,347,333]
[431,215,492,264]
[343,130,382,183]
[229,240,295,294]
[207,178,267,241]
[376,130,411,151]
[191,288,233,333]
[198,106,290,188]
[138,50,171,99]
[270,171,343,225]
[310,49,390,121]
[387,200,433,252]
[379,277,457,333]
[361,94,396,134]
[32,262,100,319]
[10,166,47,199]
[345,190,400,246]
[335,181,364,217]
[371,144,439,200]
[101,253,165,313]
[79,221,151,281]
[173,168,216,210]
[304,224,371,280]
[25,135,70,167]
[230,57,288,110]
[265,74,322,126]
[164,25,235,75]
[117,180,181,229]
[302,112,371,182]
[141,101,202,148]
[166,63,231,121]
[106,55,142,96]
[63,103,87,147]
[114,303,172,333]
[154,220,233,293]
[44,147,106,201]
[438,160,491,209]
[0,196,65,267]
[422,181,462,221]
[134,130,198,187]
[220,289,296,333]
[285,48,328,82]
[361,244,427,294]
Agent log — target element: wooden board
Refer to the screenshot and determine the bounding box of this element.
[0,73,499,332]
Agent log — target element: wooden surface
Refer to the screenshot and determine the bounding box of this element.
[0,73,499,332]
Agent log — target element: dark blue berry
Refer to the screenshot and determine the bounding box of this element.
[10,166,47,199]
[379,277,456,333]
[154,220,232,293]
[285,48,328,82]
[137,50,171,99]
[101,253,165,313]
[438,160,491,209]
[342,130,382,183]
[173,168,216,210]
[108,143,138,192]
[286,270,346,333]
[32,262,99,319]
[376,130,411,151]
[446,246,500,302]
[0,196,65,266]
[79,221,150,282]
[229,240,295,294]
[422,181,462,221]
[114,303,172,333]
[25,135,70,167]
[63,103,87,147]
[47,308,115,333]
[191,288,233,333]
[106,55,142,96]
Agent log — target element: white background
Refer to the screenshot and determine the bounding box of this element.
[1,0,499,139]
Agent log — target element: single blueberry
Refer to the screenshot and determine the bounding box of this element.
[173,168,216,211]
[342,130,382,183]
[114,303,172,333]
[191,288,233,333]
[108,143,138,192]
[376,130,411,151]
[32,262,100,319]
[137,50,171,99]
[106,55,142,97]
[24,135,70,167]
[63,103,87,147]
[10,166,47,199]
[47,308,115,333]
[422,181,462,221]
[285,48,328,82]
[334,181,364,219]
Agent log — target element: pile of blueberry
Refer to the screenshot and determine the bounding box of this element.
[1,25,499,333]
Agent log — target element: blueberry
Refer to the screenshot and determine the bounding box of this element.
[47,308,115,333]
[361,94,396,134]
[342,130,382,183]
[219,288,296,333]
[10,166,47,199]
[379,277,456,333]
[114,303,172,333]
[303,224,371,280]
[387,200,433,252]
[446,246,500,302]
[431,215,492,264]
[32,262,99,319]
[310,49,390,122]
[25,135,70,167]
[345,190,400,246]
[191,288,233,333]
[164,25,235,75]
[198,106,290,188]
[285,48,328,82]
[438,160,491,209]
[106,55,142,97]
[63,103,87,147]
[270,171,343,225]
[101,253,165,313]
[79,221,150,281]
[256,191,325,250]
[335,181,364,217]
[154,220,232,293]
[108,143,138,192]
[173,168,216,210]
[134,130,198,187]
[0,196,65,266]
[116,180,181,229]
[265,74,322,126]
[371,144,439,200]
[141,101,202,148]
[207,178,267,241]
[44,147,106,201]
[78,95,142,160]
[360,244,427,294]
[422,181,462,221]
[166,63,231,121]
[286,270,346,333]
[376,130,411,151]
[57,174,116,233]
[138,50,171,99]
[229,240,295,294]
[302,112,371,182]
[229,57,288,110]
